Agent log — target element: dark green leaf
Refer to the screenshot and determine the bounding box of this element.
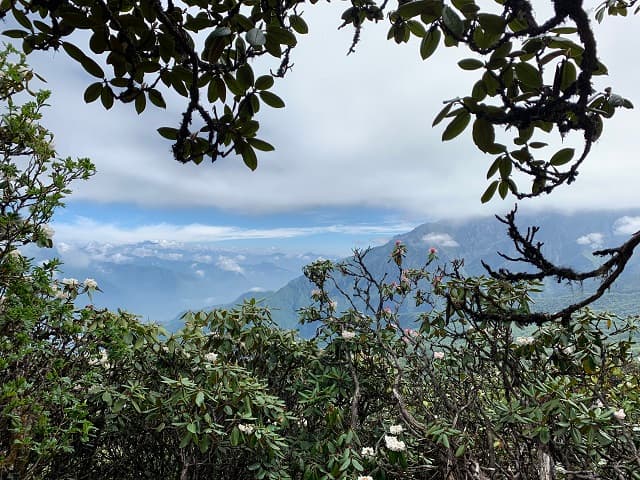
[290,15,309,34]
[255,75,274,90]
[2,29,28,38]
[420,27,441,60]
[83,82,103,103]
[80,56,104,78]
[472,118,495,153]
[458,58,484,70]
[236,64,254,88]
[148,89,167,108]
[100,86,114,110]
[432,101,452,127]
[560,60,577,92]
[259,91,285,108]
[549,147,575,166]
[441,110,470,141]
[515,62,542,89]
[157,127,179,140]
[135,93,146,114]
[266,26,297,47]
[481,180,499,203]
[247,138,275,151]
[442,5,464,38]
[397,0,442,19]
[241,144,258,170]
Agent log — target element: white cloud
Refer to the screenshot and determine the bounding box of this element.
[194,269,205,278]
[248,287,267,292]
[26,7,640,219]
[576,232,604,249]
[216,255,244,274]
[51,217,419,245]
[422,233,459,248]
[614,216,640,235]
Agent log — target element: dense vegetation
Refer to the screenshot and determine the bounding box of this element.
[2,47,640,479]
[2,0,640,478]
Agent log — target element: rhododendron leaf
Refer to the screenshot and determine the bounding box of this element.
[549,148,575,166]
[442,110,470,141]
[481,180,499,203]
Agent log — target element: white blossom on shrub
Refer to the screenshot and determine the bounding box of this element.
[357,476,373,480]
[204,352,218,363]
[83,278,98,289]
[238,423,254,434]
[389,424,404,434]
[384,435,406,452]
[613,408,626,420]
[433,351,444,360]
[61,278,79,288]
[41,224,54,239]
[361,446,375,457]
[515,336,534,345]
[341,330,356,340]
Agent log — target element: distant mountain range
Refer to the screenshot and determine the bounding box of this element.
[174,209,640,336]
[24,240,334,325]
[26,209,640,334]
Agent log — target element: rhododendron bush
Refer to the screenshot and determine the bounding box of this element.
[2,51,640,479]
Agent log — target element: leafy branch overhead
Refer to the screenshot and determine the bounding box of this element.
[0,0,636,195]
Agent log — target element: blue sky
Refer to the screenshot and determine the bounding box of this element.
[16,4,640,257]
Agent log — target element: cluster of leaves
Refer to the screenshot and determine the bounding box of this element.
[1,0,309,167]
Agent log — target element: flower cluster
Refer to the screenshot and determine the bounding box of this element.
[613,408,626,420]
[204,352,218,363]
[238,423,255,434]
[357,476,373,480]
[389,424,404,434]
[341,330,356,340]
[83,278,98,289]
[361,446,375,457]
[433,351,445,360]
[515,336,535,346]
[384,435,406,452]
[62,277,79,288]
[41,224,54,239]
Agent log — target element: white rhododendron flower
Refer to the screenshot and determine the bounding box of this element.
[361,446,375,457]
[357,476,373,480]
[389,424,404,434]
[8,249,21,258]
[516,336,534,345]
[329,300,338,310]
[384,435,406,452]
[613,408,626,420]
[62,278,79,288]
[433,351,444,360]
[83,278,98,289]
[341,330,356,340]
[41,224,54,239]
[204,352,218,363]
[55,290,69,300]
[238,423,254,434]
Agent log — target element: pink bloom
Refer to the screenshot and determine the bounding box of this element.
[429,247,438,255]
[395,240,402,246]
[433,351,444,360]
